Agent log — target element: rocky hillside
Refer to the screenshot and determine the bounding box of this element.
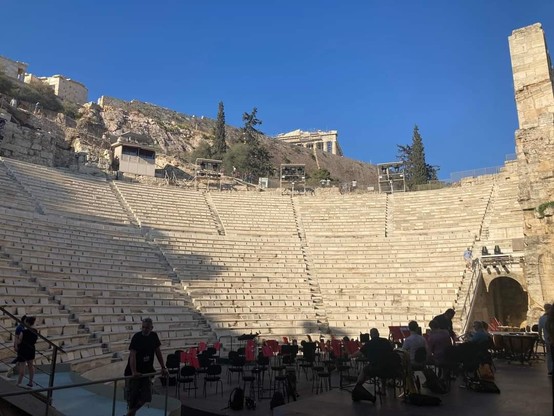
[0,93,378,187]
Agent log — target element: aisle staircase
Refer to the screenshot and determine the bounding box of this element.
[290,196,329,335]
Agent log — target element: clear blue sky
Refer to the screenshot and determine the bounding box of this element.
[3,1,553,179]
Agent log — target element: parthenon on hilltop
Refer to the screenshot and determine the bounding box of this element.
[275,129,343,155]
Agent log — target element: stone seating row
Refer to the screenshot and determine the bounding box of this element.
[187,287,312,295]
[60,296,189,307]
[0,205,137,234]
[181,278,309,286]
[0,222,153,250]
[154,231,302,243]
[0,222,152,252]
[192,299,310,308]
[6,250,164,272]
[39,280,175,293]
[190,293,313,302]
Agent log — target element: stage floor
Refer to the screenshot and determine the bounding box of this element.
[178,359,552,416]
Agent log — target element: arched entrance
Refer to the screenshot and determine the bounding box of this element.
[487,277,528,328]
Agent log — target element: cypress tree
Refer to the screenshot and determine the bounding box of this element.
[410,125,428,187]
[397,125,439,190]
[212,101,227,158]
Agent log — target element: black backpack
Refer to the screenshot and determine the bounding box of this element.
[229,387,244,410]
[422,367,449,394]
[285,370,298,401]
[407,393,442,406]
[270,390,285,410]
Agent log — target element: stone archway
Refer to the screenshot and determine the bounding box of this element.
[487,276,528,328]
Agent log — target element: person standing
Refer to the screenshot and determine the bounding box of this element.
[16,316,38,387]
[433,308,457,342]
[539,303,552,375]
[124,318,168,416]
[463,248,473,270]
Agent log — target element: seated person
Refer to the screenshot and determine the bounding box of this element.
[350,328,396,383]
[402,321,428,364]
[467,320,493,346]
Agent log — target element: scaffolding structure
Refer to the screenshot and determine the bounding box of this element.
[377,162,406,193]
[280,164,306,195]
[195,158,223,190]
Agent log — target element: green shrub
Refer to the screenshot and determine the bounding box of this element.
[0,72,63,112]
[537,201,554,216]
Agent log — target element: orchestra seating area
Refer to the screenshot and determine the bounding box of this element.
[0,156,522,372]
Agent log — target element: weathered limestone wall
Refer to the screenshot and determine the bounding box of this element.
[0,104,82,169]
[509,23,554,129]
[43,75,88,105]
[0,55,27,80]
[509,23,554,319]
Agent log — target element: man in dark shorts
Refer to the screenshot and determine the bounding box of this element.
[124,318,168,416]
[16,316,38,387]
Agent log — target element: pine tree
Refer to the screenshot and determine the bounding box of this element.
[212,101,227,158]
[224,107,273,181]
[397,125,439,190]
[242,107,262,145]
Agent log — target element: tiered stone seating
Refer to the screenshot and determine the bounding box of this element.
[0,251,86,365]
[156,232,319,338]
[0,156,524,370]
[0,207,214,370]
[209,193,298,236]
[305,234,468,338]
[2,157,129,225]
[0,159,37,212]
[296,193,387,237]
[391,181,494,235]
[114,182,219,233]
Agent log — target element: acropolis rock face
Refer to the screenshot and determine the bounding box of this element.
[509,23,554,315]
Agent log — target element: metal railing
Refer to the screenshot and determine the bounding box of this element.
[450,166,502,182]
[0,371,169,416]
[459,264,482,335]
[0,306,65,407]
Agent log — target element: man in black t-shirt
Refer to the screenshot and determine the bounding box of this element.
[351,328,394,379]
[124,318,168,416]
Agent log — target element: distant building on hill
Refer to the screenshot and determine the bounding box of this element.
[34,74,88,104]
[0,55,27,81]
[111,135,156,177]
[274,129,342,156]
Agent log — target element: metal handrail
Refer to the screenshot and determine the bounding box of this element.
[460,265,483,334]
[0,306,65,408]
[0,371,170,416]
[0,307,66,354]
